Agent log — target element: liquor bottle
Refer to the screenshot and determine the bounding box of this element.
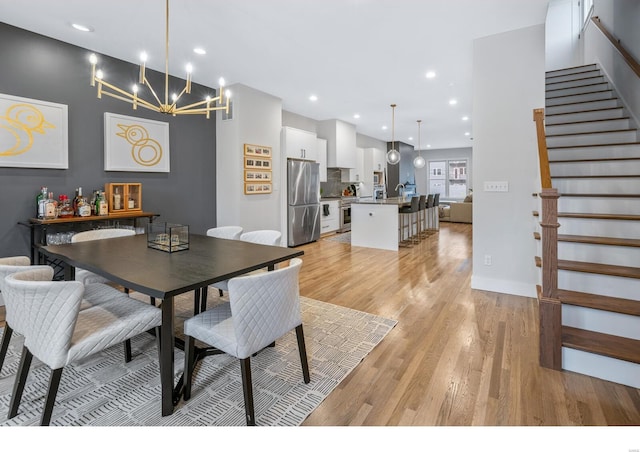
[73,187,80,215]
[90,190,98,216]
[76,188,91,217]
[113,187,122,210]
[98,191,109,215]
[44,192,57,220]
[37,186,48,219]
[58,195,74,218]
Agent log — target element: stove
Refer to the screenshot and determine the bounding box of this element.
[339,197,356,232]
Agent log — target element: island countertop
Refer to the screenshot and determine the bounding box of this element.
[352,197,411,206]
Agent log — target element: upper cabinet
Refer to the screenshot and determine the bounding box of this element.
[317,119,356,168]
[282,126,317,161]
[341,147,364,182]
[371,147,386,172]
[317,138,327,182]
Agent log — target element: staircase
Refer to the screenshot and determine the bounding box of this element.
[535,63,640,388]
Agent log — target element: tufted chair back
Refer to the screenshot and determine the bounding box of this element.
[240,230,282,246]
[206,226,243,240]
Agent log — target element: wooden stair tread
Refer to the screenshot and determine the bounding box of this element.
[533,231,640,248]
[532,211,640,220]
[550,157,640,163]
[557,193,640,198]
[535,256,640,279]
[562,326,640,364]
[547,141,640,150]
[546,128,637,138]
[545,117,630,127]
[551,174,640,178]
[558,289,640,317]
[545,106,623,118]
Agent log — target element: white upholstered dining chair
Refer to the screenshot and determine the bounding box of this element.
[71,228,136,285]
[183,257,309,426]
[209,229,282,298]
[3,267,162,425]
[206,226,243,240]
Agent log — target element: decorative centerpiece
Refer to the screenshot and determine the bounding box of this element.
[147,222,189,252]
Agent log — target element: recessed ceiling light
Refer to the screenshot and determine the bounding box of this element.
[462,116,469,121]
[464,132,470,136]
[449,99,458,106]
[425,71,436,79]
[72,23,93,32]
[353,113,360,119]
[382,125,388,130]
[309,95,318,102]
[426,144,432,148]
[408,136,413,141]
[193,47,206,55]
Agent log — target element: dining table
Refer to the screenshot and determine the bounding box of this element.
[41,233,304,416]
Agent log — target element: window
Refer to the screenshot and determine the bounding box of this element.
[581,0,594,28]
[428,159,468,199]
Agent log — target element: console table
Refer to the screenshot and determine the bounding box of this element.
[19,211,158,270]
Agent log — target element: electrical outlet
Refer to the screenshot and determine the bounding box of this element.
[484,254,492,266]
[483,181,509,192]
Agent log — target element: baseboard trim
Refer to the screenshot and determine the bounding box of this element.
[470,275,537,298]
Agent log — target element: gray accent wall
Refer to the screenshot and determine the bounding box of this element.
[0,23,216,257]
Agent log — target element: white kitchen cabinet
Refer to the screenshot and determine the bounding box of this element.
[317,138,327,182]
[317,119,356,168]
[320,199,339,234]
[282,126,317,161]
[341,147,364,182]
[371,147,386,172]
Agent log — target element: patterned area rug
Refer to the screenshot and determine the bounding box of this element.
[0,296,396,426]
[323,232,351,243]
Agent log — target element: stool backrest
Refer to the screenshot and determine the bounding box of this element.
[419,195,426,210]
[427,194,434,208]
[434,193,440,206]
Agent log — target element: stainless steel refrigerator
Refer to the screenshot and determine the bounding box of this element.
[287,159,321,247]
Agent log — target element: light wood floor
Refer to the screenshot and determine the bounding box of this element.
[1,223,638,426]
[295,223,640,426]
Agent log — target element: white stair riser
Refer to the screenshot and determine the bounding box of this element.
[550,159,640,176]
[547,130,637,147]
[546,118,630,135]
[557,241,640,267]
[562,348,640,389]
[546,108,625,125]
[546,99,620,115]
[546,90,614,107]
[558,270,640,300]
[546,65,598,79]
[557,196,640,214]
[547,82,610,98]
[546,76,606,91]
[553,177,640,194]
[563,304,640,339]
[548,144,640,160]
[556,217,640,239]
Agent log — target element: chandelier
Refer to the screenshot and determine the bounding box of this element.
[386,104,400,165]
[413,119,426,169]
[89,0,230,118]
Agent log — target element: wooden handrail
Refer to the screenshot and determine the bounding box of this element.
[591,16,640,79]
[533,108,552,189]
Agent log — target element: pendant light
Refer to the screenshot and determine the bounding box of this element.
[413,119,426,169]
[386,103,400,165]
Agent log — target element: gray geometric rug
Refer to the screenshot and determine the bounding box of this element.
[0,296,396,426]
[323,232,351,244]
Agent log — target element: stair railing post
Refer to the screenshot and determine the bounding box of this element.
[534,107,562,370]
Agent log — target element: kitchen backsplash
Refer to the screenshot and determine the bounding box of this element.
[321,168,349,198]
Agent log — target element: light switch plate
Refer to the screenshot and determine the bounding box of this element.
[484,181,509,192]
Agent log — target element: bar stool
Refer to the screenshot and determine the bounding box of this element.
[432,193,440,231]
[417,195,427,239]
[398,196,419,245]
[420,194,433,238]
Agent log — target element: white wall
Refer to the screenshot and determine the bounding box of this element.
[546,0,582,71]
[471,24,545,298]
[216,83,283,234]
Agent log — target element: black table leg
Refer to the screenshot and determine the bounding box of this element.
[160,295,175,416]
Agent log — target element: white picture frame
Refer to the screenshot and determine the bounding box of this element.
[0,93,68,169]
[104,112,170,172]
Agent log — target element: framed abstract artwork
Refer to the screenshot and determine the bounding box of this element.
[104,112,170,172]
[0,93,68,169]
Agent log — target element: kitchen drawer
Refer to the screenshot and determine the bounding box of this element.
[321,217,339,234]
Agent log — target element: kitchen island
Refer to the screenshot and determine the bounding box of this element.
[351,197,411,251]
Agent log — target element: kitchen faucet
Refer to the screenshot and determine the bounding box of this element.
[395,183,405,199]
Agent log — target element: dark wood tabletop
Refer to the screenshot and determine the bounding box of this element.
[41,233,303,416]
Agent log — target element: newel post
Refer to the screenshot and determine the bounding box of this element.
[538,188,561,370]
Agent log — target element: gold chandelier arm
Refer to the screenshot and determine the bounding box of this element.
[174,94,223,112]
[97,79,158,109]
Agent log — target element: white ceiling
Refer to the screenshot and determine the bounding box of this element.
[0,0,549,150]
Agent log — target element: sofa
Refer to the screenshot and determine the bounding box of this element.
[439,193,472,224]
